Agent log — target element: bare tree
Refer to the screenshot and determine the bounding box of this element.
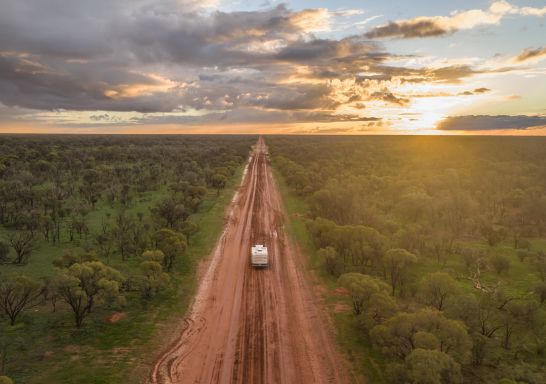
[0,274,42,325]
[8,231,35,265]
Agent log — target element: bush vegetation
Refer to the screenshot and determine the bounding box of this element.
[0,135,253,382]
[270,136,546,384]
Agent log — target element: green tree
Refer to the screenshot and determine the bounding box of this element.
[405,348,463,384]
[153,229,187,272]
[535,282,546,304]
[95,232,113,262]
[338,273,391,315]
[0,242,9,263]
[384,248,417,295]
[446,294,480,333]
[0,274,42,325]
[417,272,459,311]
[210,174,227,194]
[318,247,342,276]
[500,300,537,350]
[490,253,510,275]
[480,224,507,247]
[55,261,124,327]
[370,309,471,362]
[181,220,199,246]
[531,252,546,282]
[0,376,14,384]
[139,250,169,299]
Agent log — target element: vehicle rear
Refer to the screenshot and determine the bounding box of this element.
[251,244,268,267]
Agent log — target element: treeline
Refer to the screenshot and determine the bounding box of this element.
[0,135,254,381]
[270,136,546,384]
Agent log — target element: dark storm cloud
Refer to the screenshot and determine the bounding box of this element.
[437,115,546,131]
[365,20,450,39]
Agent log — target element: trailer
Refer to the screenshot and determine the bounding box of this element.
[251,244,268,267]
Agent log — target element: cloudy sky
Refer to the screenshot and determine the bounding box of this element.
[1,0,545,134]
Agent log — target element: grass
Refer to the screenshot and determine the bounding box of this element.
[0,166,244,383]
[0,186,170,279]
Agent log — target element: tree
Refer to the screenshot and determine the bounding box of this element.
[500,300,537,350]
[446,294,481,333]
[531,252,546,282]
[0,376,14,384]
[405,348,463,384]
[370,309,471,362]
[55,261,124,327]
[338,273,391,315]
[181,220,199,246]
[418,272,459,311]
[153,229,187,272]
[481,224,507,247]
[471,333,488,366]
[95,232,113,262]
[0,274,42,325]
[318,247,342,276]
[151,198,188,229]
[490,253,510,275]
[8,231,35,264]
[516,249,532,262]
[429,231,455,265]
[460,247,482,271]
[210,173,227,194]
[476,293,503,338]
[534,282,546,304]
[0,242,9,263]
[383,248,417,295]
[360,288,398,332]
[114,212,137,261]
[138,250,169,299]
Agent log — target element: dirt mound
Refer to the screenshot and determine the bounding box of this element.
[105,312,127,324]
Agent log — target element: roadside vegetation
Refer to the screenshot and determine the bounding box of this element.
[269,136,546,384]
[0,135,254,383]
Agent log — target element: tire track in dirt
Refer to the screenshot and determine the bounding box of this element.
[150,137,351,384]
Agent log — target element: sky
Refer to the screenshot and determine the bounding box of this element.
[0,0,545,135]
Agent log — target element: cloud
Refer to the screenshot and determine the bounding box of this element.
[0,0,534,129]
[365,1,546,39]
[371,91,409,106]
[0,1,407,119]
[515,47,546,62]
[365,19,450,39]
[437,115,546,131]
[129,108,383,125]
[458,87,491,96]
[473,87,490,94]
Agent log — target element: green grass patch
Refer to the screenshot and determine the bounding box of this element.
[0,166,244,384]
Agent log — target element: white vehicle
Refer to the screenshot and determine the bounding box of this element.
[251,244,268,267]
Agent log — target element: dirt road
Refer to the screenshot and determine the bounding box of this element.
[150,137,350,384]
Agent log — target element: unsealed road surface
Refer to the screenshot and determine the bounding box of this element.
[151,138,350,384]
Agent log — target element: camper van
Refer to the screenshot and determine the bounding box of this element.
[251,244,268,267]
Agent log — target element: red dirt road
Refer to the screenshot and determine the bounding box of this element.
[150,138,350,384]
